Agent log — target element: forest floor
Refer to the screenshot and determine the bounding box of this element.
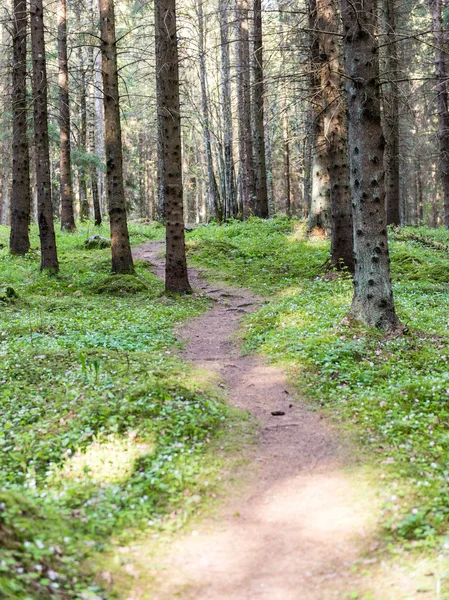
[3,219,449,599]
[115,239,446,600]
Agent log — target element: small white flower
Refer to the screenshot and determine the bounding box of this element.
[35,540,44,549]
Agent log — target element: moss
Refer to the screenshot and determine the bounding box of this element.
[89,274,150,295]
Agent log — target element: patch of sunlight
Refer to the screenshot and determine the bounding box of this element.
[55,433,154,485]
[278,285,303,297]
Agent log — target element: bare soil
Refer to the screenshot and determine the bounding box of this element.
[130,242,379,600]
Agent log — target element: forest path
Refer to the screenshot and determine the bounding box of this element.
[131,241,377,600]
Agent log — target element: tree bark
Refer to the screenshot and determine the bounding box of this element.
[252,0,269,218]
[155,0,191,293]
[10,0,31,254]
[99,0,134,273]
[317,0,354,271]
[75,3,89,221]
[198,0,221,221]
[236,0,256,219]
[87,5,102,227]
[219,0,237,219]
[30,0,59,272]
[58,0,76,231]
[0,1,11,227]
[94,49,105,214]
[382,0,400,225]
[428,0,449,227]
[341,0,398,329]
[307,0,331,234]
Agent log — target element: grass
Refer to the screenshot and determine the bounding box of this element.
[0,222,234,599]
[187,218,449,550]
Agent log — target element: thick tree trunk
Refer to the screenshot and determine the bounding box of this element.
[307,0,331,234]
[382,0,400,225]
[10,0,31,254]
[155,0,191,293]
[236,0,256,218]
[198,0,221,221]
[341,0,398,329]
[58,0,75,231]
[428,0,449,227]
[99,0,134,273]
[317,0,354,271]
[30,0,59,272]
[252,0,269,218]
[219,0,237,219]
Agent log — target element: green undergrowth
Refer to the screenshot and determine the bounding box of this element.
[188,218,449,549]
[0,222,232,599]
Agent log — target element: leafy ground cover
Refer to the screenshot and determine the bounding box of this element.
[188,218,449,548]
[0,223,231,599]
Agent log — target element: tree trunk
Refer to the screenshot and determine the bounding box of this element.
[30,0,59,272]
[317,0,354,271]
[94,49,105,214]
[198,0,221,221]
[219,0,237,219]
[0,1,11,227]
[99,0,134,273]
[87,8,102,227]
[428,0,449,227]
[341,0,398,329]
[382,0,400,225]
[75,3,88,221]
[58,0,75,231]
[307,0,331,234]
[252,0,269,218]
[236,0,256,219]
[10,0,31,254]
[155,0,191,293]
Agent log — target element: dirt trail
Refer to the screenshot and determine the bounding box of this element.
[132,242,376,600]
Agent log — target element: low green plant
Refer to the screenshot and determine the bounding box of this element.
[0,222,230,598]
[189,219,449,547]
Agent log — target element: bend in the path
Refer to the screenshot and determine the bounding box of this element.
[132,242,377,600]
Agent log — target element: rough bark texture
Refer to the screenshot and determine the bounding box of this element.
[307,0,331,234]
[236,0,256,219]
[252,0,269,218]
[155,0,191,293]
[219,0,237,219]
[198,0,221,221]
[99,0,134,273]
[30,0,59,272]
[341,0,398,329]
[317,0,354,271]
[428,0,449,227]
[382,0,400,225]
[10,0,31,255]
[58,0,75,232]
